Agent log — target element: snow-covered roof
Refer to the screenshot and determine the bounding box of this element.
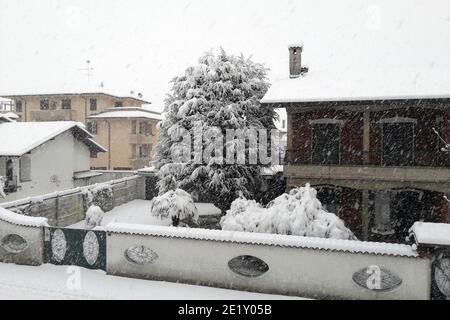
[73,171,103,179]
[106,223,418,257]
[409,222,450,247]
[0,206,48,227]
[0,115,15,123]
[0,121,106,156]
[2,86,151,104]
[260,165,284,176]
[262,68,450,104]
[3,112,19,119]
[88,107,163,121]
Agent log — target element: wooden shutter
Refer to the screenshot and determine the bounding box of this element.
[20,155,31,182]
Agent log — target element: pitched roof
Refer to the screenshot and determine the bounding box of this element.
[88,107,163,121]
[0,121,106,156]
[2,91,150,104]
[262,67,450,104]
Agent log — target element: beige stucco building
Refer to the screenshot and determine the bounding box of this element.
[2,92,162,170]
[88,107,162,170]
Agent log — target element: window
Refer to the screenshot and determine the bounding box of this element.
[316,186,341,216]
[113,167,132,171]
[15,101,23,113]
[62,99,71,110]
[139,144,151,158]
[40,99,49,110]
[19,155,31,182]
[311,122,341,165]
[131,120,137,134]
[381,118,415,166]
[139,121,152,135]
[131,144,137,158]
[91,166,107,170]
[113,101,123,108]
[90,150,97,158]
[282,119,286,129]
[372,190,392,233]
[87,122,98,134]
[90,98,97,111]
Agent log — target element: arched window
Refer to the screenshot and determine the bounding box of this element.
[379,117,416,166]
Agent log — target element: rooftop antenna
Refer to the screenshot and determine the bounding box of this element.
[78,60,94,86]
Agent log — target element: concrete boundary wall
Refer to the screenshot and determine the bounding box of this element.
[0,208,47,266]
[105,224,431,300]
[0,175,146,226]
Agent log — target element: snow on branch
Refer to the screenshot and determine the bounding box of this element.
[220,184,356,240]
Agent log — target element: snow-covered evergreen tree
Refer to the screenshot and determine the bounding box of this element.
[154,48,276,213]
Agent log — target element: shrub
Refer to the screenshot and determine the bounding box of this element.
[82,184,114,212]
[85,205,104,229]
[220,183,356,240]
[150,189,198,226]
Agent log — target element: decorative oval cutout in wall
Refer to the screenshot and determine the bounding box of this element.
[352,266,402,291]
[228,255,269,277]
[0,234,28,254]
[125,245,159,265]
[83,231,100,266]
[51,229,67,263]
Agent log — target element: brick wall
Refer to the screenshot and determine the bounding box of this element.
[291,109,364,165]
[290,106,450,167]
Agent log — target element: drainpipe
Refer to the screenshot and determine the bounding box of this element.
[24,98,27,122]
[107,120,111,170]
[83,96,88,123]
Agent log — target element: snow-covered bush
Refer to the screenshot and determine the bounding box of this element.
[150,189,199,226]
[17,196,45,216]
[82,183,114,212]
[220,184,356,240]
[154,48,276,213]
[0,176,6,198]
[85,205,104,229]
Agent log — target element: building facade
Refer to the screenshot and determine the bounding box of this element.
[1,92,161,170]
[262,45,450,242]
[87,107,162,170]
[0,121,105,202]
[2,92,149,123]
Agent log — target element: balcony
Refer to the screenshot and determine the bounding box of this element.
[30,109,77,121]
[129,157,152,169]
[284,150,450,193]
[129,133,153,144]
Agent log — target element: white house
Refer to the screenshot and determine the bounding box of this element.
[0,121,106,202]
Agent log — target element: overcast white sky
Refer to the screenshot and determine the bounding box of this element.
[0,0,449,110]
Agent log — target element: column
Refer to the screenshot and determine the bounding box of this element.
[363,110,370,165]
[361,189,370,240]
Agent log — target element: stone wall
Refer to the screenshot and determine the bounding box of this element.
[0,175,146,227]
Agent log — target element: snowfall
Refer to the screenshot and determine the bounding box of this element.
[0,262,299,300]
[69,199,221,229]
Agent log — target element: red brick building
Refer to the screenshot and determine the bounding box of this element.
[262,45,450,242]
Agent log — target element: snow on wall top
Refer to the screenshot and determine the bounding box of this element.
[262,68,450,104]
[0,206,48,227]
[106,223,418,257]
[88,107,163,121]
[409,222,450,246]
[0,121,105,156]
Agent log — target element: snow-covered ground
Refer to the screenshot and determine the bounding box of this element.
[69,199,221,229]
[0,262,299,300]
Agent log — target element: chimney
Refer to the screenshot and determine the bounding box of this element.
[289,44,308,78]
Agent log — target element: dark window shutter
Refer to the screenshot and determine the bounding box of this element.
[20,155,31,182]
